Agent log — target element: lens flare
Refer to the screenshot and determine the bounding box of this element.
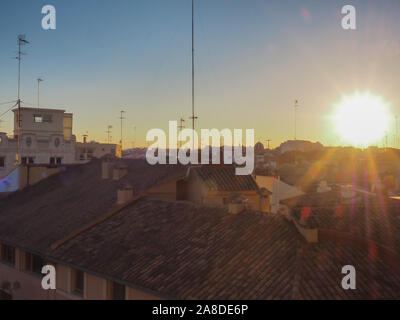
[333,92,390,146]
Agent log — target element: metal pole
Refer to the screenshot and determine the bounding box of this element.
[119,110,125,151]
[189,0,198,151]
[17,39,21,165]
[294,100,298,140]
[37,78,43,109]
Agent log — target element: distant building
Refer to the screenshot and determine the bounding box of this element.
[278,140,323,154]
[76,140,121,160]
[0,107,122,183]
[0,107,76,178]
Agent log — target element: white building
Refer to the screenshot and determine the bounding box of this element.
[76,141,122,160]
[0,107,77,179]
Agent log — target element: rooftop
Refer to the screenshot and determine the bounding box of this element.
[0,159,186,254]
[49,197,400,299]
[191,165,259,192]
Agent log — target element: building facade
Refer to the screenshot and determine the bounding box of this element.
[0,107,76,179]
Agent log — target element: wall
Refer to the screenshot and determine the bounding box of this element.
[13,108,65,136]
[0,251,161,300]
[85,273,107,300]
[255,176,303,213]
[147,179,179,200]
[18,166,61,189]
[76,142,122,160]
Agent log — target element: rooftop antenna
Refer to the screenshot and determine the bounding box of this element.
[395,115,399,149]
[266,139,272,150]
[106,125,112,143]
[119,110,126,150]
[37,78,43,110]
[83,133,88,160]
[178,117,185,148]
[15,34,29,165]
[133,125,136,148]
[188,0,198,151]
[294,99,299,140]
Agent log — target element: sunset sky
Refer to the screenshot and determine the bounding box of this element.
[1,0,400,148]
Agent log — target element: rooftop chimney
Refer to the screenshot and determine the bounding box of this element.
[117,184,133,205]
[113,164,128,180]
[228,193,247,214]
[101,161,113,179]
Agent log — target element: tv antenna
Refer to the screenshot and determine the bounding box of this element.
[133,125,136,148]
[106,125,112,143]
[266,139,272,150]
[15,34,29,165]
[188,0,198,150]
[294,99,299,140]
[178,118,185,148]
[119,110,126,150]
[37,78,43,109]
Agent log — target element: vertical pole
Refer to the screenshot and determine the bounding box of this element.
[37,79,42,110]
[294,100,298,141]
[17,39,22,165]
[120,110,125,151]
[191,0,195,150]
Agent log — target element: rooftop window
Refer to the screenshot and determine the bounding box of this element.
[33,115,42,123]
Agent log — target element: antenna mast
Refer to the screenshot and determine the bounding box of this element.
[106,125,112,143]
[266,139,271,150]
[294,99,299,140]
[119,110,126,150]
[133,125,136,148]
[37,78,43,110]
[178,118,185,148]
[189,0,198,150]
[16,35,29,165]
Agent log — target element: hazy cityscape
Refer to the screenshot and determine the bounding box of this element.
[1,0,400,307]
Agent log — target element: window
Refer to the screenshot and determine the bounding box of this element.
[0,157,5,168]
[56,157,62,165]
[28,157,34,164]
[49,157,55,165]
[111,282,126,300]
[25,253,44,275]
[21,157,27,165]
[33,115,43,123]
[43,115,52,123]
[72,269,84,296]
[1,244,15,265]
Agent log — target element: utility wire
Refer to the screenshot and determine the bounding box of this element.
[0,100,17,106]
[0,102,18,119]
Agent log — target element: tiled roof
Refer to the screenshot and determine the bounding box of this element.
[0,159,186,254]
[298,242,400,299]
[282,191,400,254]
[51,199,302,300]
[192,165,259,192]
[50,198,400,300]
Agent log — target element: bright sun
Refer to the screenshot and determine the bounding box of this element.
[333,92,390,146]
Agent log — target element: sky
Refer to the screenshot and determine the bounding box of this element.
[1,0,400,148]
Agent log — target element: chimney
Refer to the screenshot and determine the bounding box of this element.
[228,193,246,214]
[341,185,356,199]
[113,164,128,180]
[117,184,133,205]
[101,161,113,179]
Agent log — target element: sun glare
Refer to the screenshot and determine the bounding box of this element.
[333,92,390,146]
